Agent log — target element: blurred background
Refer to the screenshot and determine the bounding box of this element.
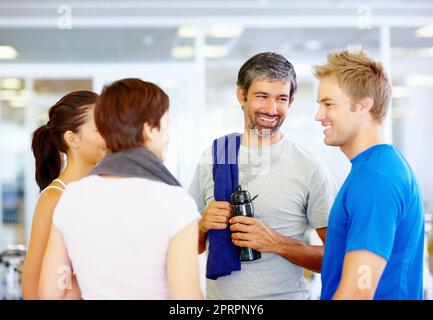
[0,0,432,299]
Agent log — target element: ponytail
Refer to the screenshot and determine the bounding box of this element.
[31,124,62,192]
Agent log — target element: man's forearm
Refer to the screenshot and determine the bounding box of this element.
[273,236,324,273]
[332,287,374,300]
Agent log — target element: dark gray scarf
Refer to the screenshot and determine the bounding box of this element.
[90,147,180,187]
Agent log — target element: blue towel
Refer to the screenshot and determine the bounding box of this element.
[206,133,242,280]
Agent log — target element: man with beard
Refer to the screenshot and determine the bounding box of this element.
[189,52,337,299]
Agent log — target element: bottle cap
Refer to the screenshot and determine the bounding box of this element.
[231,185,251,205]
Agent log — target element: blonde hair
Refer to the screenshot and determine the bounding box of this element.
[313,47,392,123]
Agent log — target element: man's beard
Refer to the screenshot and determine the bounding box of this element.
[247,111,284,138]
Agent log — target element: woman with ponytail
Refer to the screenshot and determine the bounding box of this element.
[22,91,106,299]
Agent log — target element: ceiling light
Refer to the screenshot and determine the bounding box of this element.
[207,25,243,38]
[178,25,243,38]
[178,26,198,38]
[204,45,226,58]
[1,78,21,90]
[171,45,194,59]
[9,99,26,108]
[415,25,433,38]
[0,89,18,100]
[0,45,18,60]
[8,94,28,108]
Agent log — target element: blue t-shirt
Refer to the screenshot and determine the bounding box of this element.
[321,144,424,300]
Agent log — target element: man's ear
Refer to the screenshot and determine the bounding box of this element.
[288,96,295,109]
[236,87,246,109]
[357,97,374,116]
[63,130,80,149]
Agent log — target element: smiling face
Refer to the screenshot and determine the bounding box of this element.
[238,78,293,139]
[315,76,363,148]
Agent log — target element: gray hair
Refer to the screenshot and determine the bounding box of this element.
[236,52,297,98]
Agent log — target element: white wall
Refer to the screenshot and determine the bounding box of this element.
[395,87,433,213]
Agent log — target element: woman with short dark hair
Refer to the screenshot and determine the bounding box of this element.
[39,78,202,300]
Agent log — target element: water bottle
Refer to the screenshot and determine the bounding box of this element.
[230,185,261,262]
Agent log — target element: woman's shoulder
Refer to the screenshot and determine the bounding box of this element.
[37,181,65,205]
[34,183,65,221]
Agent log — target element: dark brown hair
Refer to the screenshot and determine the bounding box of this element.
[32,91,98,191]
[94,78,169,152]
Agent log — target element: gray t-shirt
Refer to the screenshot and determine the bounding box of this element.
[188,136,337,299]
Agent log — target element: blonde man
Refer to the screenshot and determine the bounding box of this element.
[314,48,424,300]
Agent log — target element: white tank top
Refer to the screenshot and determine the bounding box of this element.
[52,175,200,299]
[39,178,67,195]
